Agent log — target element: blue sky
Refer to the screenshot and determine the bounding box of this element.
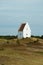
[0,0,43,35]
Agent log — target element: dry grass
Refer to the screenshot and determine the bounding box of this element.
[0,38,43,65]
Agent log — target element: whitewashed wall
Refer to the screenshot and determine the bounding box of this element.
[18,31,23,39]
[23,23,31,38]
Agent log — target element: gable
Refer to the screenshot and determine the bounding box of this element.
[23,22,31,33]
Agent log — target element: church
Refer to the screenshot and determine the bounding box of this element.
[18,22,31,39]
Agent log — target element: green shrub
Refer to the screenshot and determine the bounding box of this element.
[1,64,4,65]
[6,40,9,44]
[41,35,43,39]
[17,39,20,46]
[0,47,4,51]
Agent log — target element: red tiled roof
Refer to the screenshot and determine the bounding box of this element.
[18,23,26,31]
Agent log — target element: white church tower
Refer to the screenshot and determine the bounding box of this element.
[18,22,31,39]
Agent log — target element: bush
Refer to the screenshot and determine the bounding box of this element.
[0,47,4,51]
[41,35,43,39]
[6,40,9,44]
[0,36,17,39]
[31,35,41,38]
[17,39,20,46]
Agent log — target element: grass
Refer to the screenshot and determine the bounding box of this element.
[0,38,43,65]
[0,47,43,65]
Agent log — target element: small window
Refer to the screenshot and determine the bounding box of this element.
[20,33,21,35]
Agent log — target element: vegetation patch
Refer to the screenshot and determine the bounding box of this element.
[35,51,43,55]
